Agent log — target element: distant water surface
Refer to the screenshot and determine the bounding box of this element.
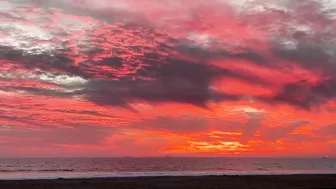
[0,157,335,180]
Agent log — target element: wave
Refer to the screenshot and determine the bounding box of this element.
[0,169,75,172]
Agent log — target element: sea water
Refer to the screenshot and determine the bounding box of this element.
[0,157,335,180]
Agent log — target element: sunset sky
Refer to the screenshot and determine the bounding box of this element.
[1,0,336,157]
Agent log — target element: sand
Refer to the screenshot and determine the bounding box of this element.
[0,174,336,189]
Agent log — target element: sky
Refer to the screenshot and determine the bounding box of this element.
[0,0,336,157]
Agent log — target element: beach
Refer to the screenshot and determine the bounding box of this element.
[1,174,336,189]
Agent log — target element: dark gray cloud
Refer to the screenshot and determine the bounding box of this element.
[265,78,336,110]
[266,0,336,110]
[84,58,247,108]
[0,37,264,108]
[175,43,266,63]
[2,37,336,110]
[262,120,310,141]
[273,40,335,73]
[0,46,90,78]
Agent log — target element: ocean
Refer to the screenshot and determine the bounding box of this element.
[0,157,335,180]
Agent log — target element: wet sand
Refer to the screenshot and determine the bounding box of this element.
[1,174,336,189]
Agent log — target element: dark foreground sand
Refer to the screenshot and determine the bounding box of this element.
[1,174,336,189]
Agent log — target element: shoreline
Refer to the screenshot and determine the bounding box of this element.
[1,174,336,189]
[1,171,336,180]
